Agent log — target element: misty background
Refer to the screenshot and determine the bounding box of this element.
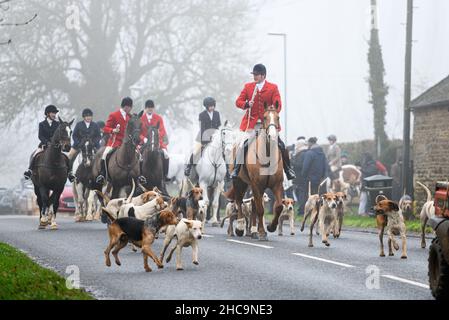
[1,0,448,188]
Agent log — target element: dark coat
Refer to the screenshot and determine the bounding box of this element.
[197,110,221,145]
[301,145,328,184]
[72,121,102,150]
[361,159,379,189]
[292,150,307,186]
[38,119,60,148]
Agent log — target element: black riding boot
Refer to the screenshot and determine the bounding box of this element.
[163,157,171,182]
[96,159,107,184]
[138,161,147,185]
[231,140,248,180]
[184,154,194,177]
[278,138,296,180]
[65,157,75,183]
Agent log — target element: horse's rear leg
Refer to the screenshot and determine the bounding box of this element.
[267,186,284,233]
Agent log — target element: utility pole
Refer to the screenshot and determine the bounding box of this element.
[402,0,413,195]
[268,32,287,143]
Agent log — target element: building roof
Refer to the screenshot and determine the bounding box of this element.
[411,75,449,110]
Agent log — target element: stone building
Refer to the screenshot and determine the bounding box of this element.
[412,75,449,204]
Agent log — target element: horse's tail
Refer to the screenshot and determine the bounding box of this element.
[95,190,110,206]
[101,207,116,223]
[125,179,136,204]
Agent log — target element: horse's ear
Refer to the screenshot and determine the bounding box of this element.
[69,119,74,126]
[58,116,63,123]
[275,101,280,111]
[264,102,268,111]
[138,110,144,118]
[224,120,228,127]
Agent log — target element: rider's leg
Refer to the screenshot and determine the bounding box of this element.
[24,148,43,180]
[231,139,248,180]
[96,147,113,184]
[185,143,201,176]
[162,149,170,181]
[278,137,296,181]
[65,155,75,183]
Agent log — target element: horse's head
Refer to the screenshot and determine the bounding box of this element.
[125,114,142,146]
[220,122,235,155]
[145,125,160,152]
[81,137,95,167]
[263,102,280,141]
[52,117,74,152]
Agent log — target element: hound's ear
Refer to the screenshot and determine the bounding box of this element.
[343,194,347,200]
[183,220,193,229]
[389,201,399,212]
[319,197,324,207]
[282,199,286,205]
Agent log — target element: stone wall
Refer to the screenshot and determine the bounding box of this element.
[413,104,449,206]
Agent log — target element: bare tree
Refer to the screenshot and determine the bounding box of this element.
[0,0,37,45]
[0,0,253,125]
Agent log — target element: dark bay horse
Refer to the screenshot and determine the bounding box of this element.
[92,114,142,199]
[230,104,285,241]
[73,137,96,221]
[32,118,74,230]
[141,125,167,195]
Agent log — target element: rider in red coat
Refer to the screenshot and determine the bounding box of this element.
[140,100,171,181]
[95,97,146,185]
[231,64,296,181]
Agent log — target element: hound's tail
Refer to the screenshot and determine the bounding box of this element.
[101,207,116,223]
[416,181,432,203]
[125,179,136,204]
[94,190,110,207]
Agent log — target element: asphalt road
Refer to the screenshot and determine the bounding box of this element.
[0,215,434,300]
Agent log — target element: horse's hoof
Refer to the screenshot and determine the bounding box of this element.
[380,254,385,257]
[290,233,295,236]
[193,261,199,265]
[266,225,276,233]
[38,224,47,230]
[212,222,220,228]
[278,233,283,236]
[258,234,268,242]
[86,215,93,221]
[158,264,164,269]
[401,255,407,259]
[50,224,58,230]
[308,244,314,248]
[235,229,244,237]
[251,232,259,240]
[176,267,184,271]
[389,253,394,256]
[324,242,330,247]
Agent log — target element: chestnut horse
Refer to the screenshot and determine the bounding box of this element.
[230,103,284,241]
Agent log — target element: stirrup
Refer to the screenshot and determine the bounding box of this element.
[138,176,147,185]
[96,175,105,184]
[24,170,32,180]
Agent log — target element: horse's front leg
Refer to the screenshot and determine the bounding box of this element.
[267,186,284,233]
[210,182,223,226]
[49,188,64,230]
[233,181,248,237]
[38,187,50,228]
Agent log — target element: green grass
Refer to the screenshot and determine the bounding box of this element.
[0,243,94,300]
[259,205,433,234]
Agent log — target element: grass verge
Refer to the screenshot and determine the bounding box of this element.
[0,242,94,300]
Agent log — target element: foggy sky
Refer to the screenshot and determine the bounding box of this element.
[254,0,449,143]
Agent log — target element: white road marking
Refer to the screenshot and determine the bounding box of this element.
[292,253,355,268]
[227,239,273,249]
[382,275,429,289]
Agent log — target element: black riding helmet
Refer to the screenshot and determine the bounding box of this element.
[121,97,133,108]
[44,105,59,116]
[251,64,267,76]
[82,108,93,117]
[203,97,216,109]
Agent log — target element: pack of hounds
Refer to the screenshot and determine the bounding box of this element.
[93,177,434,273]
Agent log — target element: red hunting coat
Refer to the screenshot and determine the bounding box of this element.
[236,81,282,132]
[140,113,169,149]
[103,109,131,148]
